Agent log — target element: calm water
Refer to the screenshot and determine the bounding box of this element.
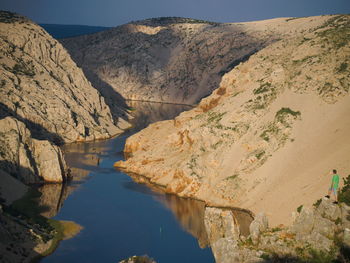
[40,102,215,263]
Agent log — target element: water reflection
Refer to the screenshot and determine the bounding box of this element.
[37,101,252,260]
[124,173,253,249]
[37,102,192,220]
[155,194,210,249]
[126,101,192,133]
[121,174,210,248]
[36,183,73,218]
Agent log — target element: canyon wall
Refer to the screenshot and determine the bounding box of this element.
[115,15,350,226]
[0,11,130,184]
[61,17,317,104]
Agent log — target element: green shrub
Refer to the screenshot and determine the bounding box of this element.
[313,198,322,208]
[297,205,303,213]
[338,175,350,205]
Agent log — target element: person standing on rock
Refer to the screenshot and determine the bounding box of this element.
[325,169,340,204]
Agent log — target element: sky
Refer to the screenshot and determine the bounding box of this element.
[0,0,349,27]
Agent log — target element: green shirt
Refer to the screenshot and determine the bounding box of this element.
[332,174,339,189]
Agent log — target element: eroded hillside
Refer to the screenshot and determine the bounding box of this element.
[0,11,128,144]
[62,16,331,105]
[0,11,128,261]
[115,15,350,226]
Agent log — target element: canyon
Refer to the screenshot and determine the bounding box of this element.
[0,11,128,262]
[115,14,350,227]
[1,9,350,263]
[61,16,321,105]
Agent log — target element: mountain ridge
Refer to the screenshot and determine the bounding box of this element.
[114,14,350,226]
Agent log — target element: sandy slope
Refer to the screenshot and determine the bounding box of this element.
[115,15,350,225]
[62,16,330,105]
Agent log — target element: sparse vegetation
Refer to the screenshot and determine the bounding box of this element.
[275,107,301,123]
[337,62,348,73]
[255,150,265,160]
[313,198,322,208]
[211,140,223,150]
[11,61,35,77]
[316,15,350,49]
[226,174,238,180]
[246,82,278,113]
[0,11,26,24]
[297,205,303,213]
[253,82,272,95]
[260,123,280,142]
[338,175,350,205]
[207,111,226,123]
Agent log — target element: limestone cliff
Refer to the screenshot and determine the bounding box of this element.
[206,199,350,262]
[61,16,322,105]
[0,11,128,145]
[0,117,67,183]
[115,15,350,226]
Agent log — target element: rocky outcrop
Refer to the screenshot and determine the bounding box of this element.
[0,11,129,144]
[115,15,350,225]
[0,117,67,183]
[0,206,54,263]
[61,16,329,105]
[0,11,132,184]
[119,255,156,263]
[209,199,350,263]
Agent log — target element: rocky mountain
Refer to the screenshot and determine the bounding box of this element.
[0,11,130,184]
[0,11,128,261]
[0,11,128,144]
[0,117,67,183]
[120,198,350,262]
[115,15,350,226]
[61,16,324,105]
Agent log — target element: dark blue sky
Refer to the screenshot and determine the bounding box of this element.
[1,0,349,26]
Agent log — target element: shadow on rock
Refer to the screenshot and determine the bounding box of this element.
[0,102,64,145]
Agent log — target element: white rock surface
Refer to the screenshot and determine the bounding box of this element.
[115,15,350,226]
[0,11,129,144]
[0,117,67,183]
[62,17,327,105]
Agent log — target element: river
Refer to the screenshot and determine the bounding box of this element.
[39,102,215,263]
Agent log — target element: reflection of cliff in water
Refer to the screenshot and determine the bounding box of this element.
[62,142,105,174]
[155,194,210,249]
[36,183,71,218]
[37,142,102,218]
[37,101,191,220]
[127,101,192,132]
[126,173,254,249]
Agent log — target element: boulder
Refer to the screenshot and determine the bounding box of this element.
[32,139,66,182]
[119,255,156,263]
[307,231,334,252]
[312,215,337,239]
[0,117,67,183]
[204,207,240,244]
[290,207,315,238]
[212,238,264,263]
[340,203,350,229]
[211,238,240,263]
[249,212,268,245]
[316,198,342,222]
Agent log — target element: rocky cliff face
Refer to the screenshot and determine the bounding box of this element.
[61,16,326,105]
[0,11,131,184]
[0,11,128,145]
[207,199,350,263]
[0,117,67,183]
[115,15,350,226]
